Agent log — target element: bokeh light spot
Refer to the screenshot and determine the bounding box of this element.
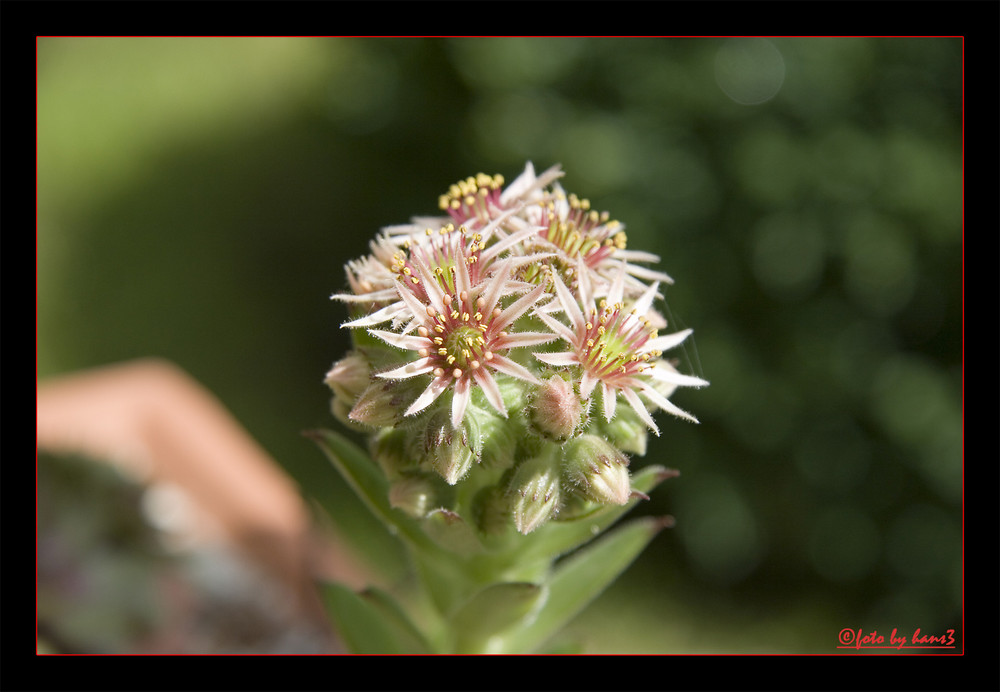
[714,38,786,106]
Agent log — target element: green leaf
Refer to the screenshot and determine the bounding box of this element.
[306,428,435,552]
[514,464,675,567]
[509,516,669,654]
[449,582,548,654]
[320,581,431,654]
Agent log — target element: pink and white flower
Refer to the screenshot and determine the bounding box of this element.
[533,264,708,434]
[370,257,556,429]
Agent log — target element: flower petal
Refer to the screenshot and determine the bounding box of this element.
[638,382,699,424]
[451,376,472,428]
[404,375,450,417]
[533,351,580,367]
[473,367,507,418]
[377,357,435,380]
[621,386,661,435]
[488,354,540,384]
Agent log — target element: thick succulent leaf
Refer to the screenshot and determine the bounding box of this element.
[321,582,431,654]
[307,428,435,553]
[509,516,669,654]
[449,582,549,654]
[358,586,436,654]
[514,464,675,567]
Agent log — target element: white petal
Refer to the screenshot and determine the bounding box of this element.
[638,382,699,424]
[602,383,617,422]
[532,309,578,344]
[491,283,547,333]
[501,331,559,349]
[621,386,661,435]
[631,280,660,318]
[341,303,405,328]
[377,357,435,380]
[533,351,580,367]
[405,376,450,416]
[579,371,598,400]
[473,368,507,418]
[551,271,585,332]
[649,328,693,353]
[478,257,513,316]
[488,355,540,384]
[331,288,399,303]
[451,377,472,428]
[647,362,710,388]
[368,329,428,351]
[607,261,627,307]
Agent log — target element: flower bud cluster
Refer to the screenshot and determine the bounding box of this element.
[327,163,707,534]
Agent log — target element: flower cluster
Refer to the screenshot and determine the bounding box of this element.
[327,163,707,534]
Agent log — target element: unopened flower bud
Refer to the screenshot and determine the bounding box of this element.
[564,434,632,506]
[477,412,517,471]
[370,428,418,479]
[597,408,648,456]
[530,376,586,440]
[349,379,416,428]
[424,414,477,486]
[509,445,562,534]
[389,475,441,519]
[471,485,512,537]
[324,352,370,402]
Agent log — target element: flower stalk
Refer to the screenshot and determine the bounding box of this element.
[313,162,706,654]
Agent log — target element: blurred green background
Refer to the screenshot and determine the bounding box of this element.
[37,37,963,653]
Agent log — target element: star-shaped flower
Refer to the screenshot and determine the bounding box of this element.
[533,264,708,434]
[370,256,556,428]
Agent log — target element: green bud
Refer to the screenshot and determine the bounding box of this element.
[563,434,632,506]
[509,445,562,535]
[369,428,419,479]
[389,475,441,519]
[324,352,370,402]
[423,413,477,486]
[530,375,586,440]
[477,410,518,471]
[471,485,512,537]
[349,378,420,428]
[597,406,648,456]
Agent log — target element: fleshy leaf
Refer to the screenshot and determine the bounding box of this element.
[306,428,436,553]
[449,582,548,654]
[320,582,431,654]
[508,516,669,654]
